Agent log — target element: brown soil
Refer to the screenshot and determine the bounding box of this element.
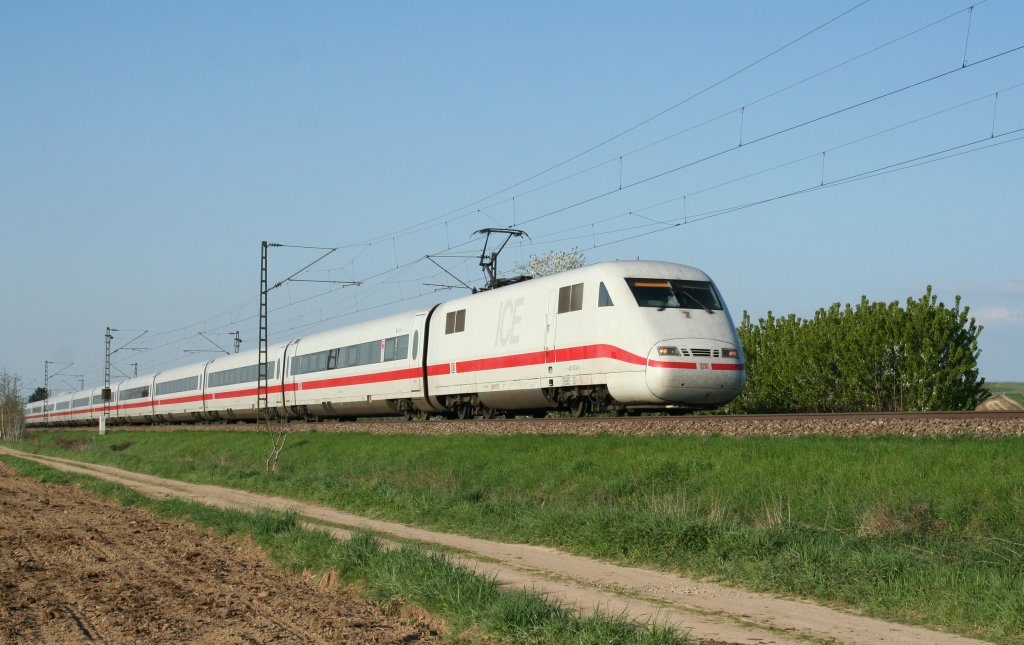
[0,447,992,645]
[0,460,443,644]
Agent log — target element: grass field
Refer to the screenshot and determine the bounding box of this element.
[986,382,1024,407]
[6,430,1024,643]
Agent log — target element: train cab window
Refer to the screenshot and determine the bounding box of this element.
[558,283,584,313]
[625,278,723,311]
[445,309,466,334]
[598,282,614,307]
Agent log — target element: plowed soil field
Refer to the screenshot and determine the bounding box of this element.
[0,460,443,644]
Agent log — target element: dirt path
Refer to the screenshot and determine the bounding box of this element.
[0,447,990,645]
[0,458,442,644]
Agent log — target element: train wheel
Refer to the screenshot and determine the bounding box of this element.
[571,399,590,418]
[456,404,473,420]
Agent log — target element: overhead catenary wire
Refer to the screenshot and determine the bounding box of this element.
[458,0,989,222]
[513,42,1024,229]
[523,81,1024,246]
[332,0,874,251]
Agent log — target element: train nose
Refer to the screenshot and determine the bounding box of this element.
[645,338,746,407]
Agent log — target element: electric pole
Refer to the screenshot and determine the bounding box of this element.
[43,360,51,425]
[103,327,113,436]
[258,240,355,473]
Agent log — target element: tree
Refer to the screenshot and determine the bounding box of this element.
[28,387,47,403]
[1,370,26,440]
[514,248,586,278]
[727,288,987,413]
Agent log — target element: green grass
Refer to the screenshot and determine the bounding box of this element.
[0,455,686,645]
[986,382,1024,407]
[5,430,1024,643]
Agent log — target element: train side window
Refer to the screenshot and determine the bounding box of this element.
[558,283,585,313]
[446,310,466,334]
[570,283,584,311]
[382,335,409,362]
[356,341,372,365]
[327,349,339,370]
[598,282,614,307]
[558,286,571,313]
[412,331,419,360]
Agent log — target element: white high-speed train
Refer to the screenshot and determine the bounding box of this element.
[24,260,745,426]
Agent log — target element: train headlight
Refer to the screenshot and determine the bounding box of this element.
[721,348,739,359]
[657,346,681,356]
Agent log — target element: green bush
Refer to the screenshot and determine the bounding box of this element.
[729,287,987,412]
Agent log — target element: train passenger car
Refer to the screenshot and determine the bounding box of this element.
[85,387,109,424]
[111,375,156,424]
[282,309,431,419]
[47,392,76,425]
[24,401,44,425]
[67,388,98,425]
[151,364,208,423]
[203,343,288,421]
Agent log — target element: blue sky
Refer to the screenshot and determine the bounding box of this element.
[2,0,1022,393]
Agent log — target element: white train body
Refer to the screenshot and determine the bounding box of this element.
[25,260,745,425]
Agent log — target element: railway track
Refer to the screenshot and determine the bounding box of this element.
[44,409,1024,437]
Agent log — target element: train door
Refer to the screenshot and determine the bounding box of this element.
[148,374,158,420]
[281,340,298,410]
[201,360,213,418]
[410,313,425,393]
[545,291,559,365]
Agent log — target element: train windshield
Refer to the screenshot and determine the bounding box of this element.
[625,278,723,311]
